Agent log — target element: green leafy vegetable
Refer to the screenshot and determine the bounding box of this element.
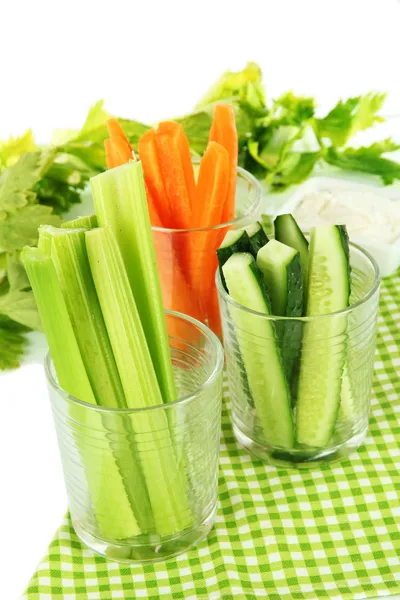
[0,63,398,370]
[0,315,30,370]
[325,141,400,185]
[315,93,386,147]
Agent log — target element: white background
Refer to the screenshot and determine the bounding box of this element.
[1,0,400,597]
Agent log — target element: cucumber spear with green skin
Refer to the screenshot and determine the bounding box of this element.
[296,225,351,448]
[257,239,303,384]
[222,252,295,449]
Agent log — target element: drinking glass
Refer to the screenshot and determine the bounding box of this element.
[46,311,224,562]
[217,241,380,467]
[152,160,262,337]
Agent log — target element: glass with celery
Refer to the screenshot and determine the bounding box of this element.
[22,158,223,562]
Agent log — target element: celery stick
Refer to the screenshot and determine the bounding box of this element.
[38,225,53,255]
[21,246,95,403]
[49,227,126,409]
[61,214,98,229]
[21,246,141,540]
[91,161,176,404]
[86,227,193,536]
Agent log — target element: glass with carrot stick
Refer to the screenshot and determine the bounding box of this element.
[133,107,262,336]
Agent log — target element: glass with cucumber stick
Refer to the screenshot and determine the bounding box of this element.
[217,223,381,467]
[45,311,224,562]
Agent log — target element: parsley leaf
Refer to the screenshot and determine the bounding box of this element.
[315,92,386,147]
[196,62,266,117]
[0,130,37,169]
[325,140,400,185]
[267,152,321,189]
[0,315,30,370]
[0,204,60,251]
[0,150,55,219]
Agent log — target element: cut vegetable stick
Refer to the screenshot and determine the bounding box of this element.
[49,228,126,409]
[189,142,229,319]
[86,226,193,536]
[21,247,95,403]
[138,130,170,225]
[146,187,164,228]
[105,137,132,169]
[206,284,222,337]
[153,228,204,327]
[107,118,132,148]
[91,161,177,404]
[21,246,141,540]
[209,104,238,223]
[61,214,98,229]
[157,121,196,217]
[154,122,195,229]
[192,142,229,228]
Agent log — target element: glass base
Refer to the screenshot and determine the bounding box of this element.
[233,424,368,468]
[73,504,217,563]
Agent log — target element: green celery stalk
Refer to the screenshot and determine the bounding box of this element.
[86,227,193,536]
[37,225,54,255]
[90,161,176,404]
[21,246,95,403]
[48,227,126,409]
[21,246,141,540]
[61,214,98,229]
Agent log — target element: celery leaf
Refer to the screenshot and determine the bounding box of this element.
[0,315,29,370]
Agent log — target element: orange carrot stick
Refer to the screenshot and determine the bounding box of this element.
[209,104,238,223]
[192,142,229,228]
[189,143,229,317]
[206,284,222,337]
[154,122,195,229]
[104,137,132,169]
[138,130,171,226]
[107,118,132,149]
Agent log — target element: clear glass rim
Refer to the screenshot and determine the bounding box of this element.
[45,310,224,414]
[216,239,381,322]
[151,159,262,234]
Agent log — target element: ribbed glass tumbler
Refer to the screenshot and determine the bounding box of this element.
[152,160,261,337]
[217,242,381,467]
[46,311,224,562]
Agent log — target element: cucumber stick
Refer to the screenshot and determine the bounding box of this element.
[296,225,350,447]
[91,161,176,404]
[223,253,294,448]
[217,229,250,290]
[257,240,303,383]
[245,221,269,257]
[257,240,302,317]
[86,227,192,536]
[21,246,141,540]
[274,214,309,288]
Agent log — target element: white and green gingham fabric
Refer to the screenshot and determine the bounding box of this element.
[23,274,400,600]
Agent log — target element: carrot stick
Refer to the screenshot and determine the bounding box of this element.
[138,130,171,226]
[104,137,132,169]
[154,122,195,229]
[107,118,132,149]
[189,143,229,307]
[209,104,238,223]
[192,142,229,228]
[206,284,222,337]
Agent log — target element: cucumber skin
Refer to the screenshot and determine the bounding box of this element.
[275,214,309,289]
[223,254,294,449]
[217,230,250,291]
[248,228,269,258]
[279,253,303,384]
[296,225,351,448]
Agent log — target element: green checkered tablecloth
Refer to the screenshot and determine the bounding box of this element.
[24,274,400,600]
